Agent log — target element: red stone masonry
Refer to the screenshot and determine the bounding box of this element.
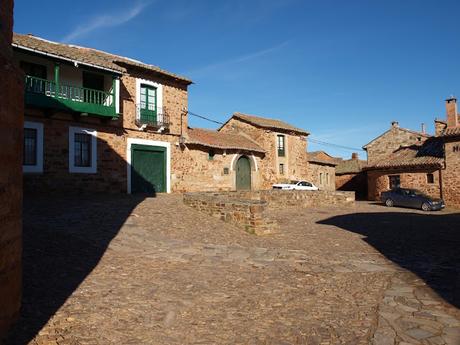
[0,0,23,336]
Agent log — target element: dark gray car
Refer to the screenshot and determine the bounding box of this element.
[381,188,445,211]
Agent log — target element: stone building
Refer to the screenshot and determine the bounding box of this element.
[14,33,310,194]
[219,112,310,189]
[306,151,338,191]
[14,33,192,194]
[0,0,23,337]
[335,153,368,199]
[364,98,460,208]
[177,127,265,191]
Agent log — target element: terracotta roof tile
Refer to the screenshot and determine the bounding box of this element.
[366,138,444,170]
[186,128,265,153]
[307,151,339,166]
[13,33,192,84]
[232,112,309,136]
[440,126,460,137]
[335,159,367,174]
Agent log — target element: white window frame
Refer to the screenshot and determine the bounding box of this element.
[23,121,44,173]
[135,78,163,121]
[126,138,171,194]
[69,126,97,174]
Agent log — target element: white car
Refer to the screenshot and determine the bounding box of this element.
[272,180,319,191]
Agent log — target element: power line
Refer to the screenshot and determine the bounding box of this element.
[188,109,365,152]
[187,111,225,125]
[309,138,365,152]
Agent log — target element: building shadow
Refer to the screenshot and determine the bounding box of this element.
[318,210,460,308]
[4,133,158,344]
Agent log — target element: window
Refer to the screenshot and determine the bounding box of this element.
[23,121,44,173]
[277,135,285,157]
[389,175,400,189]
[136,79,163,125]
[24,128,37,166]
[326,173,329,184]
[74,133,92,167]
[319,172,323,185]
[427,173,434,184]
[223,167,229,175]
[208,150,215,161]
[279,163,284,174]
[69,127,97,173]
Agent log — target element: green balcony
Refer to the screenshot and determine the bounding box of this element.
[24,75,117,118]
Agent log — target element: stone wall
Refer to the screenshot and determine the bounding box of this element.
[219,118,309,189]
[365,125,428,165]
[307,162,336,191]
[183,193,276,235]
[442,139,460,208]
[336,172,367,200]
[367,169,441,201]
[0,0,23,336]
[173,145,264,192]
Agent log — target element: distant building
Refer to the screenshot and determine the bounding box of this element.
[306,151,338,191]
[335,153,367,199]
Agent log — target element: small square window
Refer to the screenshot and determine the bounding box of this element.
[279,163,284,175]
[427,173,434,184]
[208,150,215,160]
[223,167,229,175]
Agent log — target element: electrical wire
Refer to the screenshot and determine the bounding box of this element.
[188,110,365,152]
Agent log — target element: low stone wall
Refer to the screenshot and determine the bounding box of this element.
[202,189,355,208]
[183,193,277,235]
[183,190,354,235]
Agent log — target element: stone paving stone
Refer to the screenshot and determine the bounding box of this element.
[3,196,460,345]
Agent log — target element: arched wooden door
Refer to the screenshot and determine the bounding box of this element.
[236,156,251,190]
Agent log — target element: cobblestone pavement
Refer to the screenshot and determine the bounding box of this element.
[4,195,460,345]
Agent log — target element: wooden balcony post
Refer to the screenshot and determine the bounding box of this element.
[54,63,60,98]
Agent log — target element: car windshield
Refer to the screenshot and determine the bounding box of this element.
[291,181,299,184]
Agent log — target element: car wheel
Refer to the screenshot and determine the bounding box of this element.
[421,202,431,211]
[385,198,394,207]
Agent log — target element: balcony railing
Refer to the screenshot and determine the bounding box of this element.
[135,104,170,129]
[24,75,117,118]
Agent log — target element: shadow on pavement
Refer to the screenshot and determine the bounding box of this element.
[4,194,151,344]
[318,210,460,308]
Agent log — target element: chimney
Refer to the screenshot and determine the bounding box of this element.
[391,121,399,128]
[421,123,426,134]
[446,96,458,128]
[351,152,358,160]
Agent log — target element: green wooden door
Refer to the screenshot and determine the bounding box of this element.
[131,144,166,194]
[140,84,157,124]
[236,156,251,190]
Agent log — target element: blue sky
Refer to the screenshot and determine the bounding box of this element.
[14,0,460,158]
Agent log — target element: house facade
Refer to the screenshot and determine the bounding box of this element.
[306,151,337,191]
[15,33,192,194]
[218,113,310,189]
[15,34,310,194]
[364,98,460,208]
